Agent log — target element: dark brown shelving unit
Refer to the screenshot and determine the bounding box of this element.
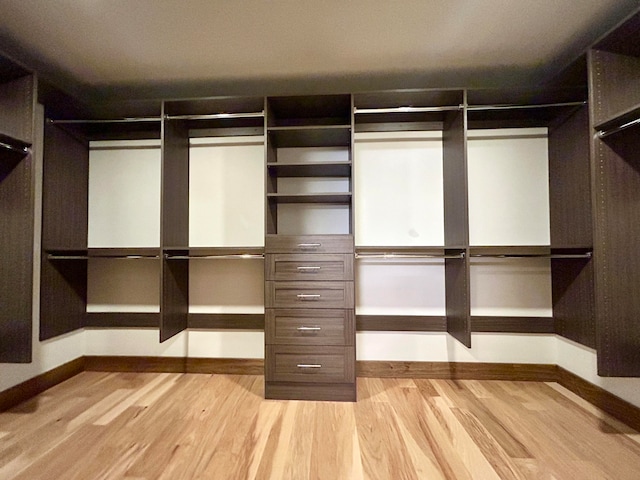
[0,59,35,363]
[589,10,640,376]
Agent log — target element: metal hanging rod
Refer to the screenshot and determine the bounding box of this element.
[355,252,465,260]
[165,254,264,260]
[467,101,586,112]
[597,117,640,138]
[164,111,264,121]
[354,105,463,114]
[0,141,29,154]
[47,117,161,124]
[470,252,592,259]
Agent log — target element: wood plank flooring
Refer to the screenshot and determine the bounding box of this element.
[1,372,640,479]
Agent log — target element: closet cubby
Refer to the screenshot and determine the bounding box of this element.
[589,11,640,376]
[0,60,35,363]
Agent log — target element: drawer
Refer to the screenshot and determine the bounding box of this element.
[265,254,353,281]
[266,309,354,346]
[266,281,354,309]
[266,345,355,383]
[265,235,354,254]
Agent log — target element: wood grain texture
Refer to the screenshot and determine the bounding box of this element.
[0,74,34,145]
[188,313,265,330]
[267,309,354,345]
[2,372,640,479]
[265,234,354,254]
[356,315,447,332]
[265,253,354,281]
[470,316,555,333]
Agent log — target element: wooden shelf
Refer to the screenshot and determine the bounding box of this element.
[267,161,351,177]
[268,125,351,148]
[267,192,352,204]
[88,247,160,258]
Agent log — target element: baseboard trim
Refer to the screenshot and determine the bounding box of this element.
[3,357,640,433]
[356,361,558,381]
[0,357,85,412]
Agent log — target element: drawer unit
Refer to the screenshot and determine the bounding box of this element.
[266,254,354,281]
[266,281,354,309]
[266,309,354,346]
[265,235,354,254]
[266,345,355,384]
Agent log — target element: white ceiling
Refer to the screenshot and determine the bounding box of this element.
[0,0,638,101]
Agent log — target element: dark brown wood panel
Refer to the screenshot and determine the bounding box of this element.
[445,255,471,347]
[161,117,189,248]
[592,127,640,376]
[265,382,357,402]
[42,123,88,250]
[187,313,265,330]
[470,316,555,333]
[39,256,87,340]
[549,105,592,247]
[552,258,596,348]
[266,281,354,309]
[0,74,34,145]
[160,258,188,342]
[266,253,353,281]
[84,355,186,373]
[266,345,355,383]
[442,108,468,247]
[85,312,159,328]
[265,234,354,254]
[356,315,447,332]
[0,148,33,361]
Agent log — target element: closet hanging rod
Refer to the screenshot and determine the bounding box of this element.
[47,254,160,260]
[470,253,592,259]
[164,254,264,260]
[354,105,463,114]
[164,111,265,121]
[597,117,640,138]
[355,252,465,259]
[47,117,161,124]
[467,101,586,111]
[0,141,29,154]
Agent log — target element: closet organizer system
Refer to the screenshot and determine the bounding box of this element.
[0,56,35,363]
[6,10,634,401]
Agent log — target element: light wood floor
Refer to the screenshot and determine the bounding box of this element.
[1,373,640,479]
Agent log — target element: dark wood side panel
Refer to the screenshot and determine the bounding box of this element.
[42,123,88,250]
[40,256,87,340]
[470,316,555,333]
[445,255,471,347]
[0,150,34,362]
[356,315,447,332]
[592,128,640,376]
[552,259,596,348]
[442,108,468,247]
[160,258,188,342]
[549,105,592,247]
[161,117,189,248]
[0,74,34,145]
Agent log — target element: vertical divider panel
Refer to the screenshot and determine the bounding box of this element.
[160,109,189,342]
[443,101,471,347]
[40,122,88,341]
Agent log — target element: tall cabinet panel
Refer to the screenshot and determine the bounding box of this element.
[0,65,35,363]
[589,11,640,376]
[264,95,355,401]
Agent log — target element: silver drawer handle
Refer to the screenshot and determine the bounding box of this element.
[297,243,322,248]
[297,364,322,369]
[297,294,321,300]
[297,326,322,331]
[297,266,321,272]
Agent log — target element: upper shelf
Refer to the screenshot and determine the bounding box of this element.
[267,161,351,177]
[268,125,351,147]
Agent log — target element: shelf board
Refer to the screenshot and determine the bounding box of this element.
[469,246,551,256]
[267,192,352,204]
[188,313,265,330]
[85,312,159,328]
[356,315,447,332]
[470,316,555,333]
[267,161,351,177]
[268,125,351,147]
[88,247,160,258]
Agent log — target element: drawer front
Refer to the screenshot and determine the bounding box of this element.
[266,254,353,281]
[266,345,355,383]
[266,309,354,346]
[265,235,354,254]
[266,281,354,309]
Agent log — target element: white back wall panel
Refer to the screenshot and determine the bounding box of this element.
[189,137,264,247]
[188,331,264,358]
[276,146,349,164]
[356,259,446,315]
[84,329,187,357]
[277,204,351,235]
[355,131,444,246]
[467,128,550,246]
[88,140,161,247]
[470,257,553,317]
[189,259,264,313]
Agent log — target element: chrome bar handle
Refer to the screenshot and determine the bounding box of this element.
[297,243,322,249]
[297,266,321,272]
[297,364,322,369]
[297,294,321,300]
[297,326,322,331]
